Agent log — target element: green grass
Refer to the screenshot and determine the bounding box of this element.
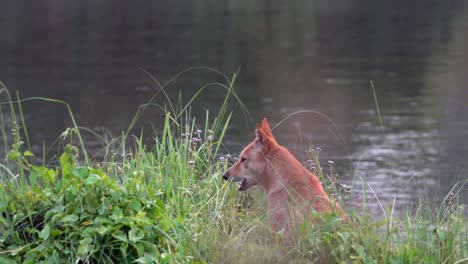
[0,78,467,263]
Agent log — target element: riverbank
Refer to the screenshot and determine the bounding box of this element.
[0,86,467,263]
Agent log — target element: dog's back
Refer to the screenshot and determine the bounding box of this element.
[263,142,346,232]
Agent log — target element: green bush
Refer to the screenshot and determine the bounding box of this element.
[1,143,181,263]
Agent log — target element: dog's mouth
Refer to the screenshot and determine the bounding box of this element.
[223,174,257,191]
[236,177,257,191]
[225,177,252,191]
[238,178,248,191]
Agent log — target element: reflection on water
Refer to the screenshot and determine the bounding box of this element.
[1,0,467,216]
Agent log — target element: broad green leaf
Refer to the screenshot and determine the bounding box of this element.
[135,252,164,264]
[7,150,21,161]
[46,205,66,220]
[129,228,144,243]
[32,166,57,185]
[46,168,57,184]
[59,152,69,168]
[134,256,153,264]
[134,242,144,256]
[50,229,63,237]
[39,224,50,240]
[0,256,19,264]
[113,231,128,242]
[61,163,73,178]
[154,199,166,217]
[23,150,34,157]
[130,199,142,211]
[120,243,128,256]
[160,253,170,263]
[176,214,184,224]
[85,173,101,185]
[72,167,89,178]
[160,216,172,232]
[61,214,78,224]
[77,237,93,256]
[96,226,110,236]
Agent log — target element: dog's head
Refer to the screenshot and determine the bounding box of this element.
[223,118,278,191]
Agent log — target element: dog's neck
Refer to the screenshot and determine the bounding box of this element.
[262,146,312,195]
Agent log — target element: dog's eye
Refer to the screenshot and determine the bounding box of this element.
[240,157,247,162]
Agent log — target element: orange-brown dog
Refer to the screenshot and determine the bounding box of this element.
[223,118,346,234]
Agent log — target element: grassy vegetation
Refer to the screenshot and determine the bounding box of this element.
[0,78,467,263]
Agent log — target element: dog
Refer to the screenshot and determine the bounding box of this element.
[223,118,346,235]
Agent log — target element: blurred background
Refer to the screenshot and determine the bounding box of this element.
[1,0,467,215]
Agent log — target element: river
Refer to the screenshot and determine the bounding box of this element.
[1,0,467,216]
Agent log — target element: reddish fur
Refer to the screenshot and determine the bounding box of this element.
[223,118,346,234]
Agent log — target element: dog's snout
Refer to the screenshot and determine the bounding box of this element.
[222,172,229,181]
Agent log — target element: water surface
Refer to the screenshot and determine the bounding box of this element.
[1,0,467,215]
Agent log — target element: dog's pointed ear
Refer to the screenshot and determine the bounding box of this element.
[255,125,268,151]
[255,121,277,152]
[261,118,274,138]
